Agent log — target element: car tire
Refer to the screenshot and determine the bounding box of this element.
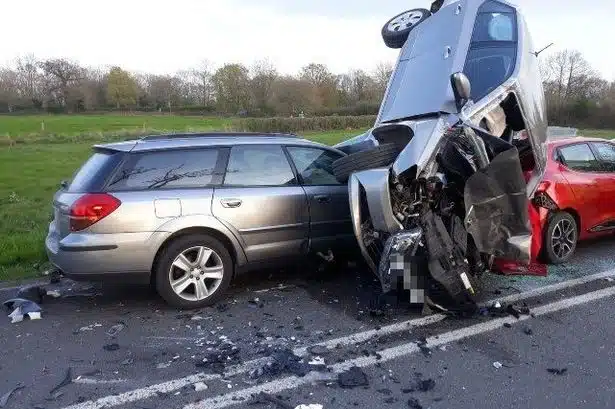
[381,8,431,49]
[543,212,578,264]
[155,234,233,309]
[332,143,400,183]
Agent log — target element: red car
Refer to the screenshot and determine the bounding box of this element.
[496,136,615,276]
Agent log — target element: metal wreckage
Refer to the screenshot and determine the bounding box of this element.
[332,0,549,312]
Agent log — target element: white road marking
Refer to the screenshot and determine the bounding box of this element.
[73,377,127,385]
[184,285,615,409]
[487,269,615,306]
[61,374,220,409]
[59,270,615,409]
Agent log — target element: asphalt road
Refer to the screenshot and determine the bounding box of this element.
[1,235,615,409]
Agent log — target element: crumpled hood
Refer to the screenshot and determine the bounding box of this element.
[376,0,475,123]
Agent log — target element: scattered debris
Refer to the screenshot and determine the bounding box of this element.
[417,378,436,392]
[492,301,502,309]
[547,368,568,376]
[193,382,208,392]
[407,398,424,409]
[0,385,24,408]
[503,323,512,328]
[50,368,72,396]
[191,315,206,321]
[250,347,323,379]
[316,250,334,263]
[216,303,229,312]
[295,405,323,409]
[195,338,241,374]
[416,338,431,357]
[250,392,294,409]
[17,285,46,304]
[46,290,61,298]
[493,362,503,369]
[157,362,171,369]
[103,343,120,351]
[604,277,614,282]
[4,298,42,323]
[523,327,533,335]
[307,345,329,356]
[106,323,126,338]
[120,358,134,366]
[75,323,102,333]
[338,366,368,389]
[254,284,296,294]
[507,304,531,319]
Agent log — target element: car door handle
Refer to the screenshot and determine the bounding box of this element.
[220,198,242,208]
[314,195,330,204]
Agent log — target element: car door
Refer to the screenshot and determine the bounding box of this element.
[588,141,615,230]
[556,143,605,233]
[212,144,309,262]
[285,146,354,253]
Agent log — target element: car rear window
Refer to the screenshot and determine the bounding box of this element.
[107,148,222,191]
[67,150,123,193]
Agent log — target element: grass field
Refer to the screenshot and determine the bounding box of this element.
[0,114,612,282]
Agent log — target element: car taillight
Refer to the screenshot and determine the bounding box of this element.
[69,193,121,232]
[532,192,557,210]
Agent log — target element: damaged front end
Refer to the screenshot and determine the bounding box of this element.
[337,0,547,312]
[350,124,532,312]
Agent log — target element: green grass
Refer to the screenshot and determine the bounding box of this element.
[579,129,615,139]
[0,114,230,136]
[0,128,366,282]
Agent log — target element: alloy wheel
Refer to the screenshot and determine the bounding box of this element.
[168,246,224,301]
[550,218,576,260]
[387,10,425,32]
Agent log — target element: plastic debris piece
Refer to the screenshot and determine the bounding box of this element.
[4,298,42,323]
[157,362,171,369]
[50,368,72,396]
[191,315,205,321]
[46,290,61,298]
[547,368,568,376]
[417,378,436,392]
[120,358,134,366]
[103,343,120,351]
[493,302,502,309]
[0,385,24,408]
[106,322,125,337]
[17,285,46,304]
[408,398,424,409]
[251,392,294,409]
[193,382,208,392]
[493,362,503,369]
[295,405,323,409]
[338,366,368,389]
[523,327,533,335]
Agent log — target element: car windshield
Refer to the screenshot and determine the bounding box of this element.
[463,1,518,100]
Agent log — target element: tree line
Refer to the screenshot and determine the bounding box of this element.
[1,50,615,128]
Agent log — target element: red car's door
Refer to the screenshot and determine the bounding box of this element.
[556,143,605,235]
[589,141,615,230]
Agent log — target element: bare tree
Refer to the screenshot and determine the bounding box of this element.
[15,55,42,105]
[250,58,278,114]
[0,68,20,112]
[189,60,215,106]
[39,58,84,109]
[373,61,394,97]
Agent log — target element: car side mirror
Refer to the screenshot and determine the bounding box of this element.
[450,72,472,112]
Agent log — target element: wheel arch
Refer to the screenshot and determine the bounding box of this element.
[150,226,241,285]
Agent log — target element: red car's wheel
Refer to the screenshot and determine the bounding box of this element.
[544,212,578,264]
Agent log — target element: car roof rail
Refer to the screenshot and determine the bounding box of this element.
[140,132,299,141]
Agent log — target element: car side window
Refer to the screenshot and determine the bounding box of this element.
[107,149,221,190]
[287,147,343,186]
[591,142,615,171]
[558,143,602,172]
[223,145,296,187]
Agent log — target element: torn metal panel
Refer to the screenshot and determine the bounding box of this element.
[377,229,423,294]
[464,147,532,263]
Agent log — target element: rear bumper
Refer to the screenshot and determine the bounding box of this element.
[45,229,171,280]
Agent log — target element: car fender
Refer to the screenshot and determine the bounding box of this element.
[151,215,248,267]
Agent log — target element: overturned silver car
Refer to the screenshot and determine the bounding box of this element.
[333,0,548,311]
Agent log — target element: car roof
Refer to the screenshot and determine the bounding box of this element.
[547,136,612,148]
[94,132,338,153]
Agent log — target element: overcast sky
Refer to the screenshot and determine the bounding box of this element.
[1,0,612,80]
